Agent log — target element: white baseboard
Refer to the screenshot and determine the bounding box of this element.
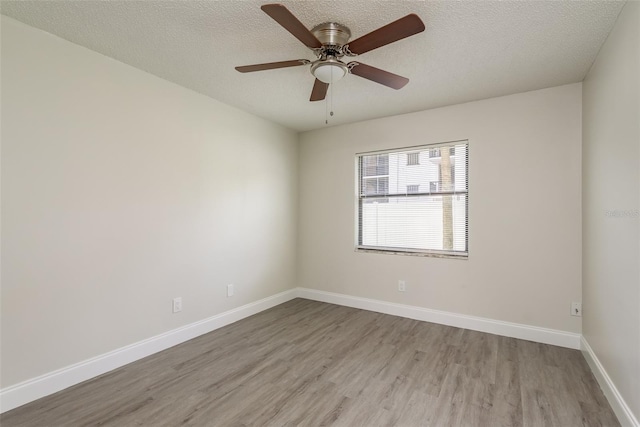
[581,337,639,427]
[0,287,603,416]
[0,289,298,414]
[296,288,582,349]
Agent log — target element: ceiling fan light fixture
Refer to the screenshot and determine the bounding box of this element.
[311,59,348,84]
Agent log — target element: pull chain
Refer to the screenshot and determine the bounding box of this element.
[330,82,334,119]
[325,71,335,125]
[325,85,329,125]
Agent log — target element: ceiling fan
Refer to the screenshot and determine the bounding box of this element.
[235,4,425,102]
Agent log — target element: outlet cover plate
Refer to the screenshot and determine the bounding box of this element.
[172,297,182,313]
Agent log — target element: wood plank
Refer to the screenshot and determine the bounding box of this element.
[0,299,620,426]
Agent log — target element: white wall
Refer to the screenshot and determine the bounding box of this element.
[298,83,583,333]
[0,16,298,388]
[582,0,640,422]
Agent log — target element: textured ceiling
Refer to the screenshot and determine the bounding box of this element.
[0,1,625,131]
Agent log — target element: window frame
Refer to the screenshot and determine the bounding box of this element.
[355,140,469,259]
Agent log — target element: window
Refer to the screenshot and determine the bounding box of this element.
[428,147,455,158]
[362,153,388,177]
[357,141,468,257]
[364,176,389,196]
[406,152,420,166]
[360,153,389,201]
[406,184,420,194]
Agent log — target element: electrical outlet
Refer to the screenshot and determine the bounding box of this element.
[571,302,582,317]
[227,284,234,297]
[172,297,182,313]
[398,280,406,292]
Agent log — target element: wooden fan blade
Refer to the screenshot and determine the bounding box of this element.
[348,62,409,89]
[310,79,329,101]
[261,4,322,49]
[346,14,425,55]
[235,60,308,73]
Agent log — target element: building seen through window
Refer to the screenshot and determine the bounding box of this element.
[357,142,468,256]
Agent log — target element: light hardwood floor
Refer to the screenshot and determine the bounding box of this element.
[1,299,620,426]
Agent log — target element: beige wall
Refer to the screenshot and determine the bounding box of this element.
[0,16,298,388]
[299,83,583,333]
[582,1,640,421]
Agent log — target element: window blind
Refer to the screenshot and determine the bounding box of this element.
[357,141,468,256]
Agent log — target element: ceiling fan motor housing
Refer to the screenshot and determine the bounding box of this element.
[311,22,351,50]
[309,22,352,83]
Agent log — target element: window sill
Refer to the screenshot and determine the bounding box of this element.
[355,247,468,260]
